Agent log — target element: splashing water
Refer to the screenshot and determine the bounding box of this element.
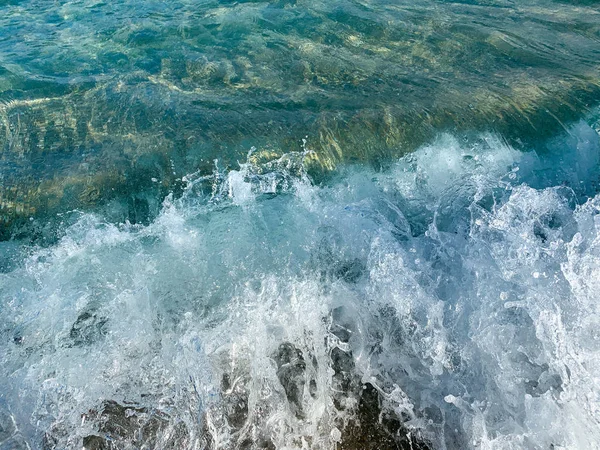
[1,119,600,449]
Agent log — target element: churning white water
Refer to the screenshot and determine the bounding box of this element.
[1,120,600,449]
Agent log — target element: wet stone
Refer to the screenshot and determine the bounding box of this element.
[82,435,107,450]
[0,407,30,450]
[0,409,16,442]
[220,373,250,430]
[273,342,307,418]
[334,258,365,284]
[81,401,190,450]
[37,337,432,450]
[0,435,31,450]
[68,311,108,347]
[339,383,431,450]
[331,346,357,410]
[325,326,432,450]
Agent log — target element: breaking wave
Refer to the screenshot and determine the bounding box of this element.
[1,120,600,449]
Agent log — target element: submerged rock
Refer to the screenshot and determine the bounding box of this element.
[81,435,107,450]
[74,401,190,450]
[210,339,431,450]
[68,311,109,348]
[273,343,308,419]
[340,383,430,450]
[41,339,431,449]
[0,406,31,450]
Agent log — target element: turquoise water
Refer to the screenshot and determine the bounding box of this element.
[1,0,600,449]
[2,0,600,237]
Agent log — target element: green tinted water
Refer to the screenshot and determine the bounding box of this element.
[1,0,599,235]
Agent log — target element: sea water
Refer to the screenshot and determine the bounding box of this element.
[1,0,600,449]
[1,120,600,449]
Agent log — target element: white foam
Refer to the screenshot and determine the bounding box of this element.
[1,120,600,449]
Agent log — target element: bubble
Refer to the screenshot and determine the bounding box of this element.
[2,121,600,449]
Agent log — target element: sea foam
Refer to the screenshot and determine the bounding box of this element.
[1,120,600,449]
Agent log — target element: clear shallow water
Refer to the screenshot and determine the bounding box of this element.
[1,118,600,449]
[2,0,600,449]
[1,0,600,236]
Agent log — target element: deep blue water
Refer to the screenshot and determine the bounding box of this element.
[1,1,600,449]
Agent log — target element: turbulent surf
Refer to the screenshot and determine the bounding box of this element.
[1,0,600,449]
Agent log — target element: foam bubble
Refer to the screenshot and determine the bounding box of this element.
[1,120,600,449]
